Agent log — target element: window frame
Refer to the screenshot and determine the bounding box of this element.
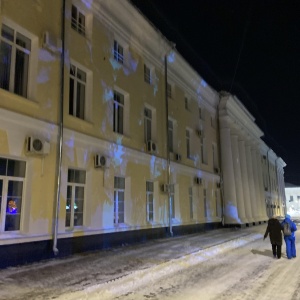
[71,4,86,36]
[146,181,154,222]
[65,168,86,229]
[114,176,125,224]
[0,22,32,98]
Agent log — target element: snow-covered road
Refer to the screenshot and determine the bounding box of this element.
[63,228,300,300]
[0,224,299,300]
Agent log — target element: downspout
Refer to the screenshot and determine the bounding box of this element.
[216,95,224,226]
[275,157,280,215]
[164,54,172,236]
[53,0,65,255]
[266,148,272,217]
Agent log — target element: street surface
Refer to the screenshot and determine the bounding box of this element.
[0,223,299,300]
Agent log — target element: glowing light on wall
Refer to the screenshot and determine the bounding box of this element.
[82,0,93,9]
[225,202,241,223]
[167,51,175,63]
[39,49,56,62]
[37,67,51,83]
[109,58,122,71]
[200,79,207,87]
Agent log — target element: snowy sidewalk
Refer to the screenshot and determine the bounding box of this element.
[0,224,267,300]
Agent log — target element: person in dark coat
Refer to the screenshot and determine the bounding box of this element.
[264,215,283,259]
[281,214,297,259]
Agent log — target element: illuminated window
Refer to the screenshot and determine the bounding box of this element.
[168,119,174,153]
[144,107,152,143]
[114,40,124,64]
[114,176,125,224]
[113,90,124,134]
[146,181,154,222]
[203,189,207,218]
[0,158,26,232]
[189,187,193,219]
[0,24,31,98]
[66,169,85,228]
[69,64,86,119]
[144,64,151,84]
[186,129,191,158]
[71,5,85,35]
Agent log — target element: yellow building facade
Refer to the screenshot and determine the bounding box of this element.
[0,0,285,267]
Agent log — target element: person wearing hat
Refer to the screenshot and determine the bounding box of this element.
[281,214,297,259]
[264,215,283,259]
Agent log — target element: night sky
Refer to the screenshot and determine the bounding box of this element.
[130,0,300,185]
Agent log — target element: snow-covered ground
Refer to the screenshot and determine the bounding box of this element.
[0,223,299,300]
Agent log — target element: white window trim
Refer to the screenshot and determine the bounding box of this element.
[71,1,93,40]
[69,59,93,122]
[113,85,130,136]
[1,17,38,102]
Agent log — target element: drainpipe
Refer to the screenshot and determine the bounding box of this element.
[216,95,224,226]
[275,157,281,215]
[164,54,172,236]
[266,148,272,217]
[53,0,65,255]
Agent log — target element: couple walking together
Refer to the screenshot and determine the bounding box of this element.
[264,214,297,259]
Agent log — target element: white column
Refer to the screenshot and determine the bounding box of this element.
[231,135,247,223]
[251,147,261,220]
[220,127,239,224]
[256,150,268,220]
[239,139,253,222]
[246,144,259,222]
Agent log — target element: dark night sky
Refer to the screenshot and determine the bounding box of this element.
[130,0,300,185]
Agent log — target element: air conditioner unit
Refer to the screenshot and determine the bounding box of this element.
[147,140,157,153]
[175,153,181,162]
[195,177,202,185]
[214,167,220,174]
[94,154,106,168]
[26,136,50,155]
[196,129,203,138]
[161,184,169,193]
[42,31,61,53]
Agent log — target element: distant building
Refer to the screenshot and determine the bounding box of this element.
[285,183,300,218]
[0,0,286,268]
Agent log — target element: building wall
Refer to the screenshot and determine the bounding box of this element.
[0,0,285,267]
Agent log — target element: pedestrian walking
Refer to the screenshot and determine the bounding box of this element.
[264,215,283,259]
[281,214,297,259]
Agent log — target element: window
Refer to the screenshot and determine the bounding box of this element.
[114,40,124,64]
[200,138,204,164]
[184,97,189,110]
[146,181,154,222]
[169,184,175,219]
[71,5,85,35]
[289,196,294,202]
[0,158,26,232]
[113,90,124,134]
[144,64,151,84]
[199,107,202,119]
[144,107,152,143]
[186,129,191,159]
[203,189,207,218]
[0,24,31,98]
[167,83,172,99]
[69,64,86,119]
[168,119,174,153]
[114,176,125,224]
[189,187,193,219]
[66,169,85,228]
